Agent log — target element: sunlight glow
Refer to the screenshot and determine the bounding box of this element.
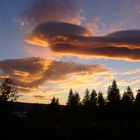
[25,35,49,47]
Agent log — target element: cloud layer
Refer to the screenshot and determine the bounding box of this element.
[25,22,140,61]
[0,57,109,92]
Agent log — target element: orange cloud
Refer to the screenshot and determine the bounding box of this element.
[25,35,50,47]
[0,74,10,79]
[0,57,109,92]
[13,70,30,77]
[25,22,140,61]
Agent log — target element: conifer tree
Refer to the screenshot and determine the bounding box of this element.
[98,92,105,107]
[74,91,80,106]
[82,89,90,106]
[67,88,74,106]
[50,97,59,106]
[89,89,97,106]
[134,89,140,108]
[122,86,134,107]
[67,89,80,107]
[107,80,120,105]
[126,86,134,101]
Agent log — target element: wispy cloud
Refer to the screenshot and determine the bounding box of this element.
[123,69,140,75]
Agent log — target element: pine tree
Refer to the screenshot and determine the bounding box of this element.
[107,85,111,95]
[107,80,120,105]
[67,88,74,106]
[48,97,60,118]
[122,86,134,107]
[82,89,90,106]
[97,92,105,107]
[74,91,80,106]
[134,89,140,108]
[89,89,97,106]
[67,89,80,107]
[50,97,59,106]
[126,86,134,101]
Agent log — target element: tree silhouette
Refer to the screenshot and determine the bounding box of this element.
[50,97,59,106]
[134,89,140,108]
[82,89,90,106]
[97,92,105,108]
[0,78,18,102]
[121,86,134,109]
[67,89,80,107]
[1,79,140,139]
[126,86,134,101]
[67,88,74,106]
[107,80,120,106]
[89,88,97,106]
[107,85,111,95]
[0,78,18,119]
[73,91,80,106]
[46,97,60,121]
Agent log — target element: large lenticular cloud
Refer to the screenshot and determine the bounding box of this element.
[25,22,92,46]
[0,57,109,92]
[25,21,140,61]
[22,0,140,61]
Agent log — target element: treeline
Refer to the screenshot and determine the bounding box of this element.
[33,79,140,124]
[1,78,140,139]
[50,80,140,110]
[20,80,140,139]
[1,78,140,116]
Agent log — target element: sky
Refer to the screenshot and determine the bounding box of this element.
[0,0,140,104]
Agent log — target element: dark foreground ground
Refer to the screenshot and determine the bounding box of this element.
[1,102,140,140]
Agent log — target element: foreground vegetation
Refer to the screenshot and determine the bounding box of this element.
[1,78,140,139]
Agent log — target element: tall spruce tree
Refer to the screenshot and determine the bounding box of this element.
[107,80,120,105]
[67,89,74,106]
[126,86,134,101]
[97,92,105,107]
[122,86,134,107]
[82,89,90,106]
[89,89,97,106]
[73,91,80,106]
[134,89,140,108]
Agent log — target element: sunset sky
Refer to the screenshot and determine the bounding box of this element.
[1,0,140,104]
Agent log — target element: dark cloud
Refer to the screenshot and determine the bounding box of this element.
[25,22,140,61]
[33,95,47,100]
[0,57,108,92]
[51,44,140,61]
[107,30,140,38]
[33,22,91,37]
